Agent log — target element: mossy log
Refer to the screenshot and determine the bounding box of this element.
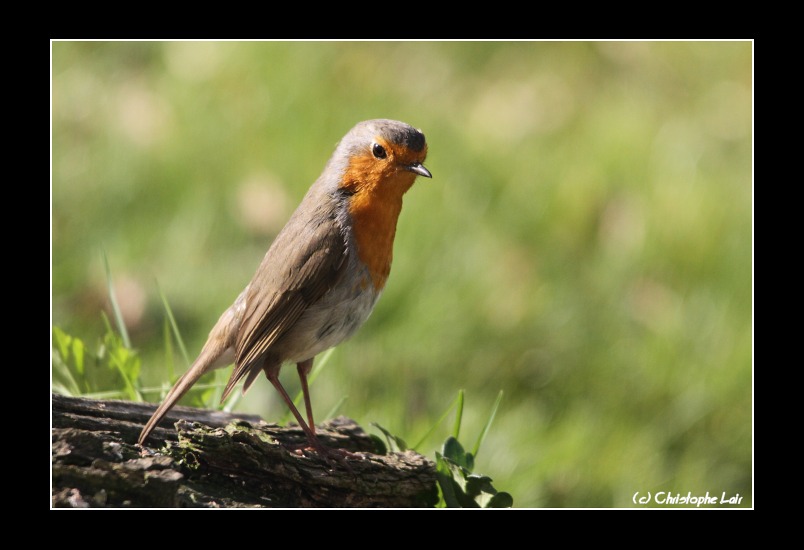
[52,393,438,508]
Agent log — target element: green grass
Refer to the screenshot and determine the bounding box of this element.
[51,41,752,507]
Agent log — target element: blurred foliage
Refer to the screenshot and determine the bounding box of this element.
[436,437,514,508]
[371,389,511,507]
[51,41,752,507]
[53,321,143,402]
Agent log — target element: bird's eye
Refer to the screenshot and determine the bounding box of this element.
[372,143,387,159]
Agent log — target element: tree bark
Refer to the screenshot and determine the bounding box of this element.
[52,393,438,508]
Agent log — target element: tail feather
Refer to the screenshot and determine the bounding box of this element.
[219,362,260,403]
[139,294,245,445]
[220,367,243,403]
[138,346,233,446]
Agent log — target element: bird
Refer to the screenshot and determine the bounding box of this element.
[138,119,431,457]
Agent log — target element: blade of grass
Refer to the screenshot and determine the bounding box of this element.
[52,358,82,396]
[304,347,334,387]
[157,281,191,368]
[452,388,465,440]
[100,313,142,401]
[52,327,83,395]
[222,386,242,413]
[371,423,408,452]
[135,382,227,396]
[107,345,141,401]
[211,369,228,409]
[52,382,77,397]
[103,252,131,349]
[324,395,348,421]
[411,390,463,450]
[472,390,503,458]
[163,317,176,382]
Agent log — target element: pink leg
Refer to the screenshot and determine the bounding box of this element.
[266,368,318,447]
[267,359,362,466]
[297,359,316,436]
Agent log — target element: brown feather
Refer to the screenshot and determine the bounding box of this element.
[138,338,232,445]
[221,219,348,400]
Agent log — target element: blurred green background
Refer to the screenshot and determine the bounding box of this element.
[51,41,752,507]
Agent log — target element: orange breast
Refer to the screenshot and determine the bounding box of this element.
[342,155,416,290]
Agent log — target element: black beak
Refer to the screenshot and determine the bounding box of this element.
[407,162,432,178]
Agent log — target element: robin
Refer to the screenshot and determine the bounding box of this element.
[138,119,431,456]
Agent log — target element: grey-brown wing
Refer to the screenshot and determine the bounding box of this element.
[221,219,347,398]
